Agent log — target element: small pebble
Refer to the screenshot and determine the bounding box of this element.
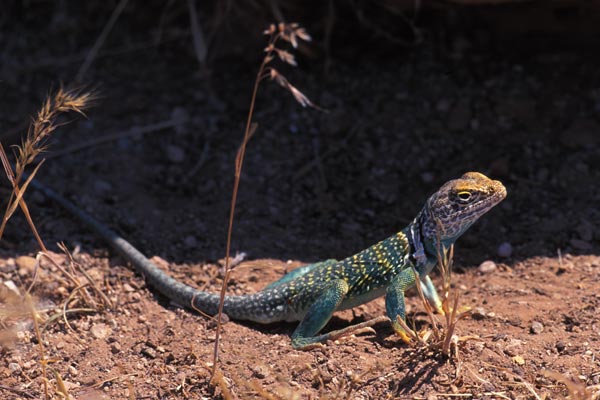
[478,260,497,274]
[497,242,513,258]
[472,307,487,320]
[512,355,525,365]
[68,365,79,376]
[530,321,544,334]
[141,347,157,359]
[122,283,135,293]
[556,341,566,353]
[8,363,21,373]
[420,172,435,183]
[183,235,198,248]
[570,238,592,251]
[110,343,121,354]
[90,323,112,340]
[171,107,189,134]
[93,179,113,195]
[165,145,185,163]
[15,256,36,275]
[249,364,269,379]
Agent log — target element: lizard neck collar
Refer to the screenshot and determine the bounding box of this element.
[412,207,453,265]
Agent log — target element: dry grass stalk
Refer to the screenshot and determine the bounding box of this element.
[0,86,96,249]
[187,0,207,67]
[26,293,50,400]
[402,225,472,366]
[210,22,319,380]
[543,370,598,400]
[75,0,129,81]
[0,87,95,400]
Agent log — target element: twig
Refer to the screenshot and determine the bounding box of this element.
[0,384,36,399]
[187,0,207,66]
[43,119,180,160]
[26,294,49,400]
[76,0,129,81]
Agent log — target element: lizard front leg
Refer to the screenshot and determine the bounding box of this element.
[420,274,444,315]
[386,268,417,343]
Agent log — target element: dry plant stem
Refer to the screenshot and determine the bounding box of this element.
[56,243,114,308]
[0,384,36,399]
[76,0,129,81]
[53,369,71,400]
[44,119,180,160]
[210,24,316,379]
[0,146,46,249]
[187,0,207,66]
[26,294,49,400]
[211,369,234,400]
[0,87,95,246]
[210,33,279,379]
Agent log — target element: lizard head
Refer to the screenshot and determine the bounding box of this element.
[422,172,506,243]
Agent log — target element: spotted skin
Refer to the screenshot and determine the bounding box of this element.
[31,171,506,349]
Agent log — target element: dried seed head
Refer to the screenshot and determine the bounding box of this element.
[275,49,297,66]
[263,24,276,35]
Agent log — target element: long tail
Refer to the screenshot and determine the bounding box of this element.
[29,177,291,323]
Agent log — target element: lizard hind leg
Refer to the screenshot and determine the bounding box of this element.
[290,279,387,350]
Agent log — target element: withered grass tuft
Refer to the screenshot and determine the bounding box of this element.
[0,86,97,400]
[0,86,97,250]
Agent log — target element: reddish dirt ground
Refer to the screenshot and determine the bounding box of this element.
[1,4,600,399]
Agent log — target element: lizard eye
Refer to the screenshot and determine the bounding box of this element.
[457,191,472,201]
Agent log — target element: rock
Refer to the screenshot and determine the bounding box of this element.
[110,342,121,354]
[8,363,21,373]
[15,256,36,276]
[530,321,544,334]
[556,341,566,353]
[165,145,185,163]
[171,107,189,134]
[570,238,592,251]
[141,347,157,359]
[420,172,435,184]
[250,364,270,379]
[183,235,198,248]
[497,242,513,258]
[512,355,525,365]
[68,365,79,376]
[576,220,594,241]
[478,260,497,274]
[122,283,135,293]
[472,307,487,320]
[93,179,113,195]
[90,323,112,340]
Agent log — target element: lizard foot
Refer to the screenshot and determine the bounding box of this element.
[291,316,389,350]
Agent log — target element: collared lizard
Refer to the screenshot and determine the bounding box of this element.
[31,171,506,349]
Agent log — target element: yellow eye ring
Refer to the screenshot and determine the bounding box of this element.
[457,191,472,201]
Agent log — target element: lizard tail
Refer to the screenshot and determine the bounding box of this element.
[30,178,290,324]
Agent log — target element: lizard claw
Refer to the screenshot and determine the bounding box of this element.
[395,329,413,344]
